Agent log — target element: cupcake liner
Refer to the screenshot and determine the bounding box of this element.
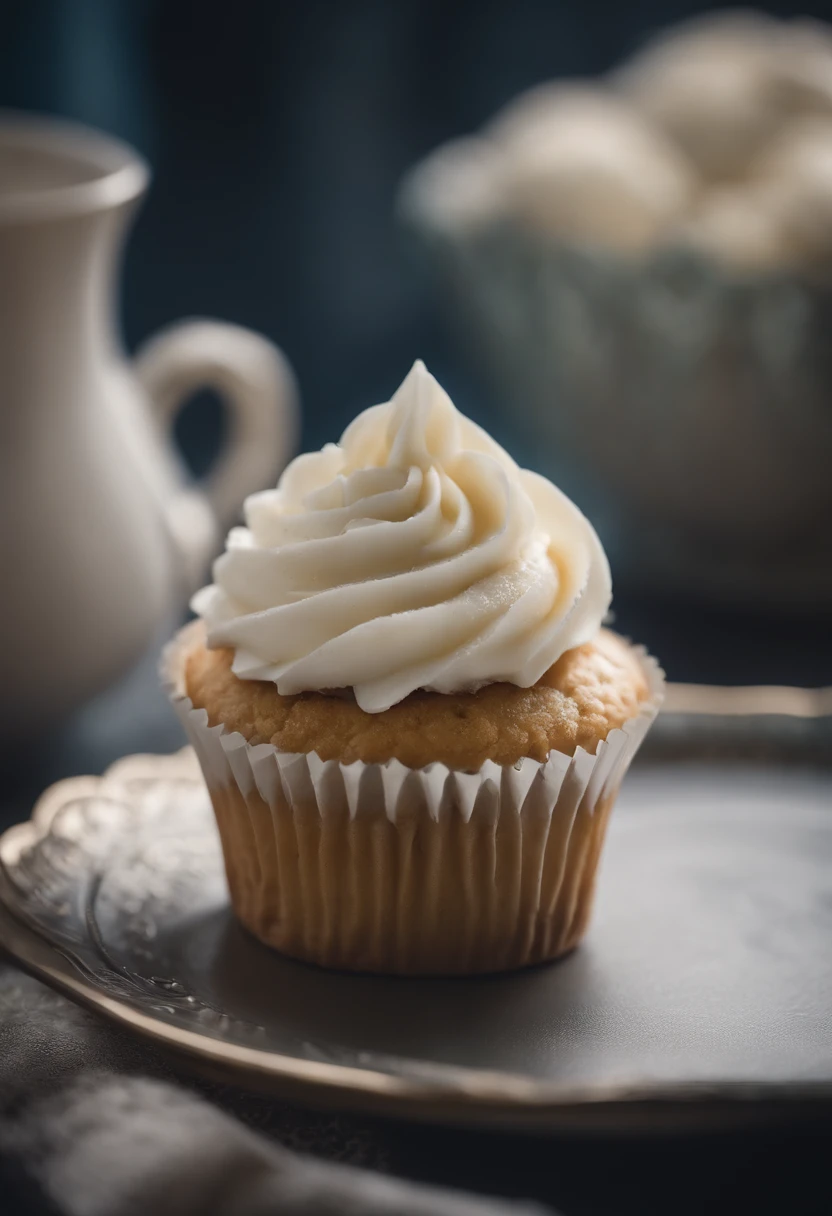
[163,622,664,975]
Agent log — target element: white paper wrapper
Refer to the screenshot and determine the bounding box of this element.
[163,622,664,975]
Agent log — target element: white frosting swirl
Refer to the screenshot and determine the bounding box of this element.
[193,361,611,713]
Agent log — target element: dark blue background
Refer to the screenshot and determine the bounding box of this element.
[6,0,832,449]
[3,0,832,683]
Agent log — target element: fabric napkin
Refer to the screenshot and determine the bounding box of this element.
[0,966,549,1216]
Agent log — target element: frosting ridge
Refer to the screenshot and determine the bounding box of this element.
[192,361,612,712]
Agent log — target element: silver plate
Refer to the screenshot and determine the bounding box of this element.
[1,702,832,1134]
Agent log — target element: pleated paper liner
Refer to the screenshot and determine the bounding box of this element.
[163,621,664,975]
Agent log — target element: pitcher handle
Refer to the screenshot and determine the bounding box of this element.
[135,319,299,531]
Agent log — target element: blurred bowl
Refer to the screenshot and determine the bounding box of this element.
[400,139,832,610]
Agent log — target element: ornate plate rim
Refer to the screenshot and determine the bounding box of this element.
[2,721,832,1134]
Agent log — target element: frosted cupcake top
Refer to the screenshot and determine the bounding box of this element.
[192,362,611,713]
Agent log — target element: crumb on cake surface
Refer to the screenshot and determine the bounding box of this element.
[182,626,651,770]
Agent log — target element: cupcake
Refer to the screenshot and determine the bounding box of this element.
[490,84,693,253]
[164,361,663,974]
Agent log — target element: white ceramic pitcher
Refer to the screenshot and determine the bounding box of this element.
[0,113,299,731]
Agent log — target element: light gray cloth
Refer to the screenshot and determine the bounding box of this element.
[0,967,548,1216]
